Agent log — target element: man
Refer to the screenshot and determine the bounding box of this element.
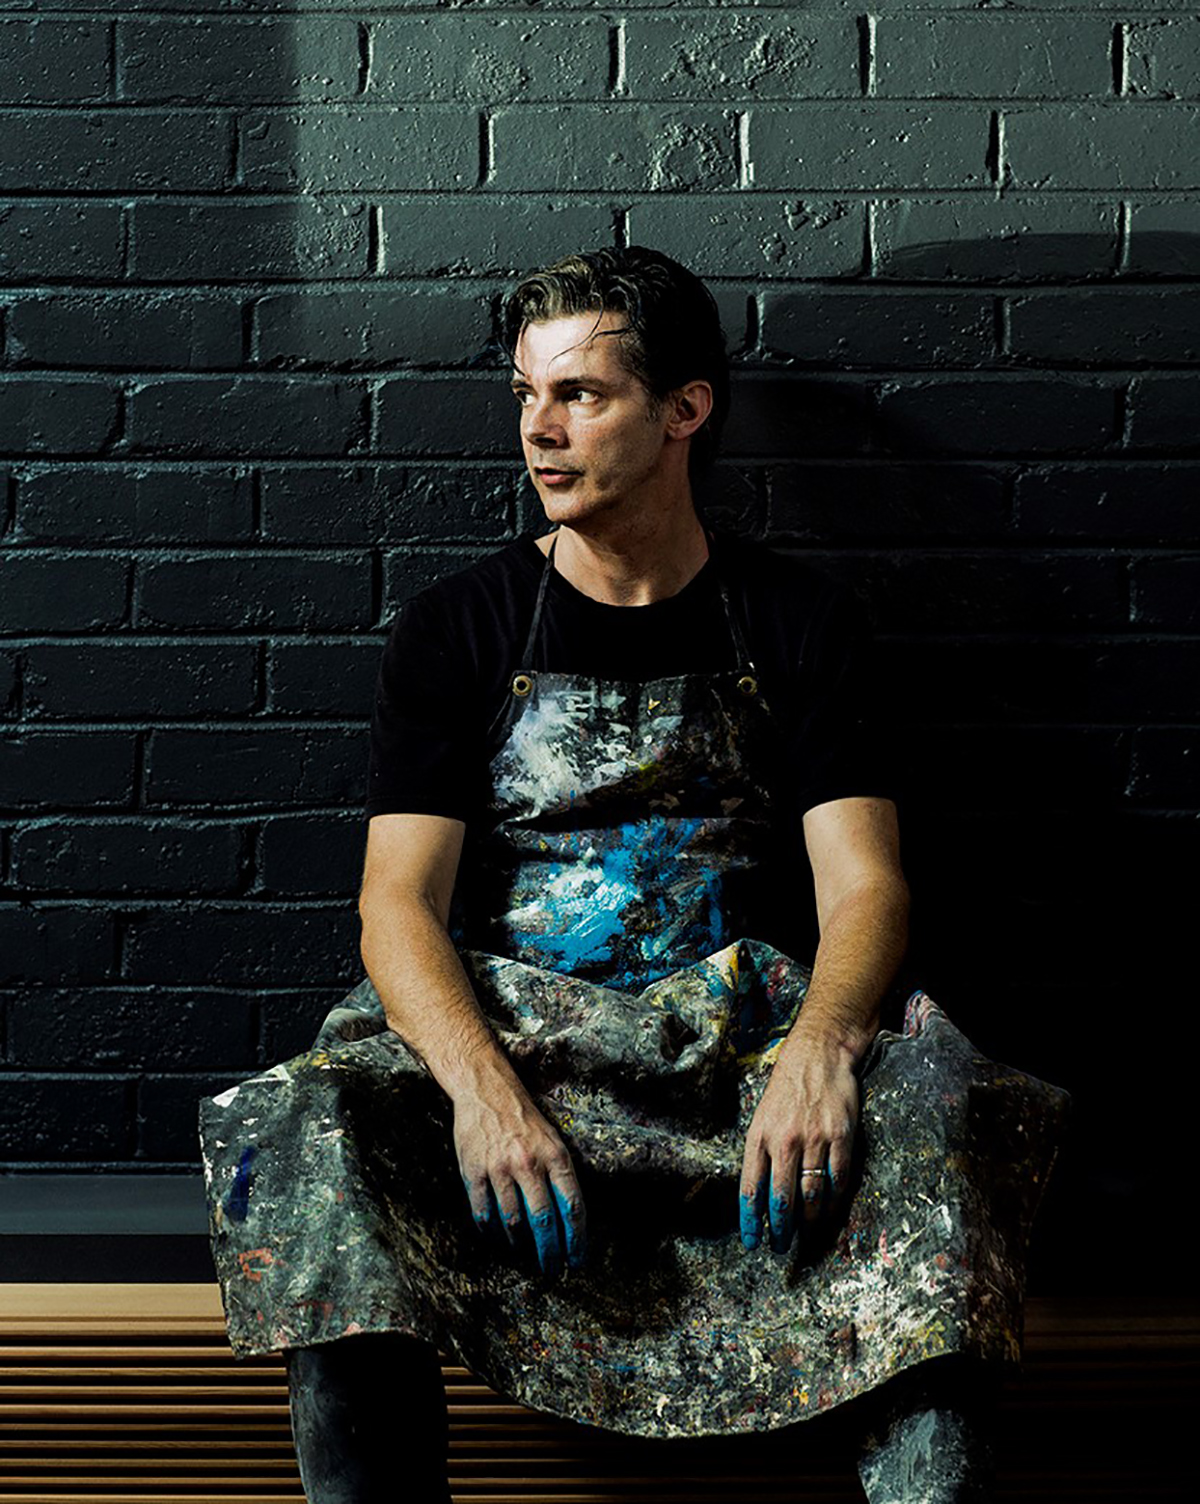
[201,247,1067,1504]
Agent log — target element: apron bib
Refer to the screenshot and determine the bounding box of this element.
[200,536,1069,1439]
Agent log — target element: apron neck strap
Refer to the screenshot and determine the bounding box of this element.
[519,529,755,673]
[519,533,557,670]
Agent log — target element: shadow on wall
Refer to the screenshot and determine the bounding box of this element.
[696,230,1199,1295]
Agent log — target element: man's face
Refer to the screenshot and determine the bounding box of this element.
[510,310,672,529]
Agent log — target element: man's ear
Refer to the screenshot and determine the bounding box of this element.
[664,380,714,441]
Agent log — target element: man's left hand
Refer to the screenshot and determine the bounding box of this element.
[739,1029,859,1254]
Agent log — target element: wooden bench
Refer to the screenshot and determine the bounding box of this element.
[0,1287,1194,1502]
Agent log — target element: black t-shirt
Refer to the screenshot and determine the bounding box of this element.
[366,531,897,842]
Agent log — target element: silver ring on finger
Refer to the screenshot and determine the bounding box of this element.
[799,1168,826,1201]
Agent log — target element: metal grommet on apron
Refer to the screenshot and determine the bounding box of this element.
[200,527,1070,1442]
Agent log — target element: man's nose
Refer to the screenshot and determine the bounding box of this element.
[522,397,566,447]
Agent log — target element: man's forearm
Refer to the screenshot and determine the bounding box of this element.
[359,886,525,1105]
[785,876,910,1067]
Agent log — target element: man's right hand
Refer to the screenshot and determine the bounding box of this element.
[452,1082,587,1277]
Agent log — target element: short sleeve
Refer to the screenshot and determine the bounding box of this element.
[364,596,482,824]
[787,584,901,819]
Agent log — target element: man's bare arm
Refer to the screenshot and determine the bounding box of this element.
[790,794,909,1063]
[739,795,909,1253]
[359,813,586,1272]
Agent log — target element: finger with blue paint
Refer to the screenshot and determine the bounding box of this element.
[768,1162,798,1255]
[739,1174,767,1250]
[463,1173,504,1247]
[551,1179,587,1271]
[517,1183,563,1277]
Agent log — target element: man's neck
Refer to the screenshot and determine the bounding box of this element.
[535,511,710,607]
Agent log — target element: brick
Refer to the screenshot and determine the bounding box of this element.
[769,463,1009,540]
[127,377,366,457]
[761,290,993,367]
[0,555,127,632]
[0,907,112,984]
[0,18,109,103]
[0,732,134,808]
[371,17,607,101]
[0,650,14,711]
[876,16,1111,98]
[1015,465,1200,542]
[8,294,241,369]
[721,374,872,458]
[16,465,253,543]
[1005,106,1200,191]
[261,991,345,1062]
[380,197,613,277]
[1007,291,1200,364]
[626,14,858,100]
[1132,556,1200,631]
[0,200,122,281]
[808,549,1128,634]
[138,554,372,631]
[748,106,989,191]
[0,379,118,453]
[1128,731,1199,806]
[266,641,382,716]
[138,1074,250,1162]
[682,464,765,540]
[382,548,487,615]
[258,813,364,894]
[1126,375,1200,449]
[1128,20,1200,99]
[146,728,366,806]
[491,107,736,191]
[260,465,516,544]
[0,1077,133,1160]
[240,109,475,192]
[131,199,369,281]
[872,197,1119,280]
[898,727,1126,811]
[11,819,242,894]
[377,376,515,457]
[872,638,1200,724]
[7,989,256,1070]
[253,287,493,369]
[0,110,229,192]
[124,906,361,987]
[878,378,1115,455]
[1127,199,1200,274]
[119,17,359,102]
[628,196,864,279]
[24,643,257,719]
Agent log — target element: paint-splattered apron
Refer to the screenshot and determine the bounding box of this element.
[200,538,1069,1440]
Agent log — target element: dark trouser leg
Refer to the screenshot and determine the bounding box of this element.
[854,1358,1001,1504]
[284,1332,453,1504]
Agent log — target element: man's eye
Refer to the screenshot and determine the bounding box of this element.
[569,389,597,403]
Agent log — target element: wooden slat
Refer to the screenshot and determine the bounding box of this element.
[0,1289,1193,1503]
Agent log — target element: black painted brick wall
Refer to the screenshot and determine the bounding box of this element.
[1,3,1196,1289]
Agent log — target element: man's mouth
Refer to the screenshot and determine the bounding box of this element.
[535,467,582,483]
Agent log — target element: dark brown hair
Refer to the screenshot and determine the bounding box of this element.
[500,246,730,474]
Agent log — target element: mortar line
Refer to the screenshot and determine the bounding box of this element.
[610,20,627,97]
[1117,200,1131,274]
[737,112,753,189]
[1111,22,1126,97]
[859,14,876,98]
[369,204,385,276]
[479,111,494,188]
[357,20,373,97]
